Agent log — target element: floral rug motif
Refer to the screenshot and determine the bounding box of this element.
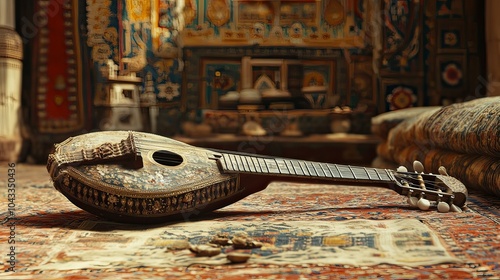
[28,218,459,270]
[0,164,499,279]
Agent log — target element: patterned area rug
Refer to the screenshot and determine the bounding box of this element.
[1,164,499,279]
[28,219,459,270]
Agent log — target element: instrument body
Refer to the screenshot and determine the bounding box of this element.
[47,131,468,223]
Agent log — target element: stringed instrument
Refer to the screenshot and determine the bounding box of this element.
[47,131,468,223]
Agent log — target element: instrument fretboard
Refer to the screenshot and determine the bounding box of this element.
[217,152,394,183]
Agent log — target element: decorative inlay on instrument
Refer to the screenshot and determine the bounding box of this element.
[47,131,468,223]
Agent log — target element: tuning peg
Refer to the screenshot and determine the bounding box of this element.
[413,160,425,173]
[436,192,450,213]
[397,166,408,172]
[437,201,450,213]
[405,184,418,207]
[450,204,463,213]
[407,196,418,207]
[417,197,431,210]
[438,166,449,176]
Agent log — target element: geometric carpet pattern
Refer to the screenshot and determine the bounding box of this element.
[1,164,499,279]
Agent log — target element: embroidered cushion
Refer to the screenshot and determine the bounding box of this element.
[375,97,500,197]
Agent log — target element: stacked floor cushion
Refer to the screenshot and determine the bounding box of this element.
[372,97,500,197]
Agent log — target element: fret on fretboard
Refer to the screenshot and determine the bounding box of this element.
[218,153,394,183]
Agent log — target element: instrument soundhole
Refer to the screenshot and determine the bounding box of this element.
[152,150,184,166]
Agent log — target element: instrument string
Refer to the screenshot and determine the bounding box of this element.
[135,139,190,151]
[139,139,448,192]
[395,173,446,191]
[137,137,187,146]
[60,135,449,193]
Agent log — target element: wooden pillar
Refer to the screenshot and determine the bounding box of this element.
[485,0,500,96]
[0,0,23,161]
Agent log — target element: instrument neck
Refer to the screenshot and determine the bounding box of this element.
[215,151,396,185]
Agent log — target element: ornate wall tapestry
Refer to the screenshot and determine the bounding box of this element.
[86,0,183,107]
[424,0,485,105]
[16,0,93,162]
[181,0,364,48]
[378,0,485,111]
[381,0,422,73]
[30,0,88,134]
[51,0,485,140]
[179,0,375,132]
